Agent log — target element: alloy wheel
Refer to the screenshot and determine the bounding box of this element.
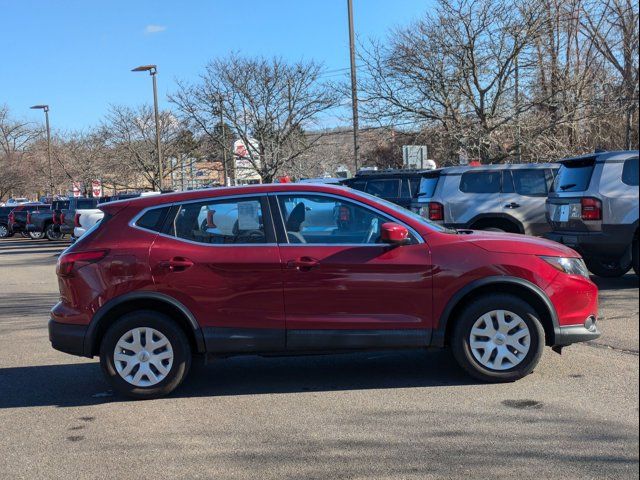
[469,310,530,371]
[0,225,8,238]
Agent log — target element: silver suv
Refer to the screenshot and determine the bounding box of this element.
[545,150,639,277]
[411,163,558,236]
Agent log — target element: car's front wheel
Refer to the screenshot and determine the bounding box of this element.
[100,311,192,399]
[28,231,45,240]
[451,294,545,382]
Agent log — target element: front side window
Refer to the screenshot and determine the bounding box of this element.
[168,197,266,244]
[459,171,502,193]
[622,157,639,186]
[277,194,407,245]
[511,169,549,196]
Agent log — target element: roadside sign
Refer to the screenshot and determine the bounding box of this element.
[91,180,103,198]
[72,182,81,197]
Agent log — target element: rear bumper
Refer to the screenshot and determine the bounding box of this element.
[544,224,635,259]
[48,319,89,357]
[554,318,601,346]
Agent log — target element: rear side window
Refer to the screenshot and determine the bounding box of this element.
[168,197,267,244]
[136,207,170,232]
[511,169,549,196]
[554,159,595,192]
[622,157,639,186]
[346,180,366,192]
[459,171,501,193]
[364,179,400,198]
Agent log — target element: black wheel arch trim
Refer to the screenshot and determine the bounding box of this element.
[83,291,206,356]
[464,213,525,233]
[431,276,560,347]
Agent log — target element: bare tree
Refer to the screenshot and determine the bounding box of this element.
[171,55,342,182]
[101,105,195,190]
[0,106,38,200]
[581,0,639,149]
[360,0,545,162]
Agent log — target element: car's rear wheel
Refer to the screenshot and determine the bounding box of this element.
[451,294,545,382]
[100,311,191,399]
[0,224,11,238]
[44,223,63,241]
[28,231,45,240]
[584,256,631,278]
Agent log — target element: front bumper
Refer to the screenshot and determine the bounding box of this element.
[48,319,89,357]
[554,317,601,346]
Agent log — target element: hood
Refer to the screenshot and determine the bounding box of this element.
[467,230,580,257]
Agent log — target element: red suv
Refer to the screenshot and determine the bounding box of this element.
[50,184,599,398]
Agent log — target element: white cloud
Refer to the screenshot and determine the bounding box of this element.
[144,25,167,35]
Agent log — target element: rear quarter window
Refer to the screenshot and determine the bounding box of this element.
[417,175,441,198]
[135,207,170,232]
[459,171,501,194]
[511,169,549,196]
[622,157,639,186]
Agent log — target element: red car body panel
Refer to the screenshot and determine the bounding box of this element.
[50,183,599,358]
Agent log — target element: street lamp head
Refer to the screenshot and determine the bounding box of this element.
[132,64,157,74]
[30,104,49,111]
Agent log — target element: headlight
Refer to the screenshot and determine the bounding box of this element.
[540,256,590,278]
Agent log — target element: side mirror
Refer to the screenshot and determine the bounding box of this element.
[380,222,410,246]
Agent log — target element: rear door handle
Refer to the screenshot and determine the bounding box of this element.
[504,202,520,209]
[159,257,194,272]
[286,256,320,271]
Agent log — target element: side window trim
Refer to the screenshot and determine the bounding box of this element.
[131,194,277,246]
[269,191,423,246]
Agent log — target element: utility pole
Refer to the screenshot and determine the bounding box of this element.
[30,105,54,196]
[218,95,229,186]
[347,0,360,173]
[132,65,164,190]
[514,41,521,163]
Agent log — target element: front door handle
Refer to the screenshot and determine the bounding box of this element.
[286,256,320,271]
[159,257,194,272]
[504,202,520,209]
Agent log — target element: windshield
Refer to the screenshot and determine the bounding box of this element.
[554,159,595,192]
[417,175,440,198]
[354,189,450,232]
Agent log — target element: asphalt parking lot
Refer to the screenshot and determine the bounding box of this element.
[0,236,638,479]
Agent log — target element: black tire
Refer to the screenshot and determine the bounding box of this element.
[44,223,63,241]
[99,310,192,399]
[0,224,11,239]
[584,256,631,278]
[633,237,639,276]
[451,294,545,383]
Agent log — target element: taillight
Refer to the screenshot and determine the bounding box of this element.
[60,212,66,224]
[56,249,109,277]
[74,213,81,228]
[581,197,602,221]
[26,212,32,224]
[428,202,444,221]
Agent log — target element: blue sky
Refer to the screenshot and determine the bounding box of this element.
[1,0,431,132]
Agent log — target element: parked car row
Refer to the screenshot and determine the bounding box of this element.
[343,150,638,278]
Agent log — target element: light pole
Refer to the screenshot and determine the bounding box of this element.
[30,104,54,196]
[347,0,360,173]
[132,64,164,190]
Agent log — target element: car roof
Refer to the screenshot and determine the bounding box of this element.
[101,183,364,211]
[434,163,558,175]
[559,150,639,164]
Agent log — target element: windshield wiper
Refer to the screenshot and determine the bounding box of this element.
[559,183,577,191]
